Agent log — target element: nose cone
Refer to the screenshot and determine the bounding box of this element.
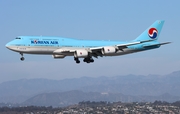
[5,42,10,49]
[5,42,13,50]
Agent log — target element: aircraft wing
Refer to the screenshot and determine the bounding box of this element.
[90,39,154,57]
[53,40,167,58]
[116,39,154,47]
[90,39,154,50]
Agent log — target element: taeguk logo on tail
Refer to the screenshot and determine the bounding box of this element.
[148,28,158,39]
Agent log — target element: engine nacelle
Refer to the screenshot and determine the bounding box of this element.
[74,50,88,58]
[52,54,66,59]
[101,46,116,55]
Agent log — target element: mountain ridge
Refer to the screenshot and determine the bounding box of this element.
[23,90,180,107]
[0,70,180,103]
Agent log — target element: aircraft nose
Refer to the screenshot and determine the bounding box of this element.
[5,42,11,49]
[5,43,9,47]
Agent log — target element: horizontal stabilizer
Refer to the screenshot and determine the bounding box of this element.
[143,42,171,48]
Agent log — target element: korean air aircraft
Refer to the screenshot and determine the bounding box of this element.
[6,20,170,64]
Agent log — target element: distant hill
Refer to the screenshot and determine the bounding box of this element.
[23,90,180,107]
[0,70,180,103]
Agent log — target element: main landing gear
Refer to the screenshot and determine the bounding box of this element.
[74,57,80,64]
[20,53,25,61]
[83,57,94,63]
[74,57,94,64]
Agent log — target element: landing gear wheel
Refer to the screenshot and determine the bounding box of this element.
[90,59,94,63]
[76,60,80,64]
[74,57,80,64]
[83,57,94,63]
[20,57,25,61]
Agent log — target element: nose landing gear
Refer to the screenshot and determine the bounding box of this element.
[20,57,25,61]
[20,53,25,61]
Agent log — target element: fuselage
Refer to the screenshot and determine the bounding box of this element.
[6,20,169,63]
[6,36,158,56]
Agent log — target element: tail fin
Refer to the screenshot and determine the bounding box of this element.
[134,20,164,41]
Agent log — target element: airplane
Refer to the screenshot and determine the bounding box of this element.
[6,20,170,64]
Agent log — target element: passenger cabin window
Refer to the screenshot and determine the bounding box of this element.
[15,37,21,39]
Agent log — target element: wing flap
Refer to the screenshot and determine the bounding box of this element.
[53,49,75,54]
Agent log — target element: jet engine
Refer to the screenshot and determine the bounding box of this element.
[74,50,88,58]
[52,54,66,59]
[101,46,116,55]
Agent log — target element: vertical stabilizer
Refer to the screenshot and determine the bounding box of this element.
[134,20,164,41]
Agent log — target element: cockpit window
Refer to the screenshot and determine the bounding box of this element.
[15,37,21,39]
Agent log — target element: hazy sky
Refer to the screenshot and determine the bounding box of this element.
[0,0,179,83]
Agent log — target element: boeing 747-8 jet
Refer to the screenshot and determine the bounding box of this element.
[6,20,170,63]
